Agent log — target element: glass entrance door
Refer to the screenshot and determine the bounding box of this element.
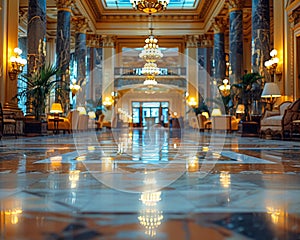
[132,101,169,127]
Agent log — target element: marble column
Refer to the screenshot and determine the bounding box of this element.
[198,34,214,102]
[55,0,73,110]
[251,0,270,74]
[228,0,243,84]
[27,0,46,75]
[213,17,226,83]
[185,35,198,106]
[73,17,87,106]
[102,36,115,122]
[88,46,103,102]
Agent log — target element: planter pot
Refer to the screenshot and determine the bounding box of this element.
[24,120,47,136]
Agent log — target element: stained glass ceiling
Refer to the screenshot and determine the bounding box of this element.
[103,0,198,10]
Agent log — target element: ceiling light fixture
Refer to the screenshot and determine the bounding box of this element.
[141,62,160,76]
[130,0,169,14]
[143,75,158,85]
[139,35,163,63]
[139,14,163,63]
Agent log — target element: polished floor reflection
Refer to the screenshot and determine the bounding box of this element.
[1,128,300,239]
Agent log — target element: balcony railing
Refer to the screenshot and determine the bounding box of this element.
[114,67,186,76]
[114,77,187,89]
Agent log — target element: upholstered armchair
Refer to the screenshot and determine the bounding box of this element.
[211,115,240,132]
[260,101,292,138]
[47,110,80,134]
[197,114,212,131]
[95,114,105,131]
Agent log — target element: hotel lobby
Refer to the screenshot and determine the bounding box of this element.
[1,0,300,239]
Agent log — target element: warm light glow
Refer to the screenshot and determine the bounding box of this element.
[202,146,209,152]
[261,83,281,98]
[9,47,27,80]
[143,75,158,86]
[103,97,113,107]
[4,208,23,225]
[261,82,281,111]
[141,62,160,76]
[211,108,222,116]
[270,49,277,57]
[88,111,96,119]
[219,78,231,97]
[50,103,63,114]
[220,171,231,188]
[264,49,281,75]
[188,97,197,108]
[69,170,80,188]
[140,191,161,206]
[130,0,169,13]
[138,209,164,237]
[235,104,245,114]
[70,80,80,96]
[187,155,199,172]
[139,35,163,63]
[266,206,282,224]
[201,112,209,119]
[77,106,87,115]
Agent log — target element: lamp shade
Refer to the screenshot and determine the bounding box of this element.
[77,106,87,115]
[261,83,281,98]
[211,108,222,116]
[50,103,63,113]
[236,104,245,114]
[88,111,96,119]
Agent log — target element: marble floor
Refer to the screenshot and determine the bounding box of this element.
[1,127,300,239]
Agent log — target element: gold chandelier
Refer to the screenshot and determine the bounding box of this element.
[143,75,158,85]
[139,35,163,63]
[130,0,169,14]
[141,62,160,76]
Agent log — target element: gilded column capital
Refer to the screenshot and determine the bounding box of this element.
[212,17,227,34]
[73,17,87,34]
[56,0,74,11]
[288,8,300,29]
[228,0,243,12]
[185,35,199,48]
[199,34,213,48]
[102,35,116,48]
[87,34,102,48]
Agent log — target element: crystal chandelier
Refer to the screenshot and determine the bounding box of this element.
[141,62,160,76]
[139,35,163,63]
[130,0,169,14]
[143,75,157,85]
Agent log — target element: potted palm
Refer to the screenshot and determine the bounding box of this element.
[232,72,264,121]
[16,64,66,134]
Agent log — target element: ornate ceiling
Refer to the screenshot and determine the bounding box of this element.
[18,0,254,48]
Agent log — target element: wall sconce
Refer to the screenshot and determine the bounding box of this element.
[218,78,231,97]
[187,97,197,108]
[264,49,282,77]
[9,47,27,80]
[70,79,80,97]
[103,96,113,109]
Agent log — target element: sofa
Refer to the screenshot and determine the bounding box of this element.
[260,99,300,139]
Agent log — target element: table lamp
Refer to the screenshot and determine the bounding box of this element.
[261,82,281,111]
[50,103,63,119]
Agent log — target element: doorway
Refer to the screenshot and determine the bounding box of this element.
[132,101,169,127]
